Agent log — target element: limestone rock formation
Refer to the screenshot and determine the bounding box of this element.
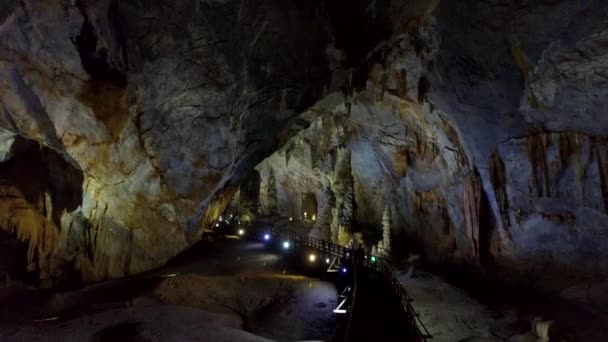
[264,168,278,215]
[333,147,355,246]
[0,0,352,284]
[1,0,608,297]
[379,206,392,258]
[315,186,335,241]
[254,0,608,297]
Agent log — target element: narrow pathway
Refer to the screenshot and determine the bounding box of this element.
[348,266,416,342]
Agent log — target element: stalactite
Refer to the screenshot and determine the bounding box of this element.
[463,172,481,264]
[0,185,60,286]
[526,133,550,197]
[594,138,608,213]
[489,152,509,228]
[412,188,441,215]
[44,192,53,222]
[558,132,583,179]
[395,145,408,177]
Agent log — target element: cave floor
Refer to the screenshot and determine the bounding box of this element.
[395,267,608,341]
[0,237,343,341]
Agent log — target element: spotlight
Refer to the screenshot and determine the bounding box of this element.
[342,267,347,273]
[238,229,245,236]
[325,258,330,264]
[283,241,290,249]
[309,254,316,262]
[215,223,219,227]
[264,234,270,241]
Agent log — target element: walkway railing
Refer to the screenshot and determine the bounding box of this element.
[244,219,432,341]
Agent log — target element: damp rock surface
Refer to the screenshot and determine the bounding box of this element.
[0,0,607,305]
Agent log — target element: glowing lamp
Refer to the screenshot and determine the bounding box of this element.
[309,254,316,262]
[371,256,377,263]
[325,258,330,264]
[289,217,293,221]
[264,234,270,241]
[342,267,347,273]
[283,241,290,249]
[238,229,245,236]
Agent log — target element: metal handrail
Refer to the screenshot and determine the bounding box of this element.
[245,220,432,341]
[344,257,357,342]
[381,261,433,340]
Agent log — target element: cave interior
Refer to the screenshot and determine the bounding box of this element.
[0,0,607,340]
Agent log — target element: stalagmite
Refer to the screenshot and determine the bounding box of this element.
[265,168,278,215]
[379,206,392,258]
[332,148,355,246]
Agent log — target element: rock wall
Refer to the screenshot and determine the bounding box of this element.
[256,0,608,296]
[0,0,354,284]
[429,0,608,291]
[1,0,608,294]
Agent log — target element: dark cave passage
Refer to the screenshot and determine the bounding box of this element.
[239,170,261,223]
[301,192,318,221]
[0,230,33,286]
